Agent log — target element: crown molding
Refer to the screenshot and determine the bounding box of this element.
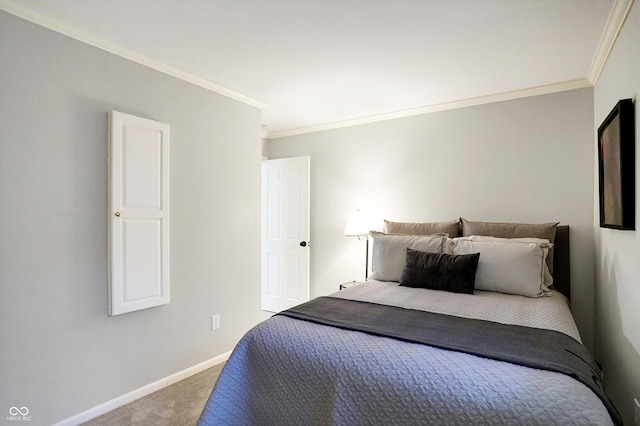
[587,0,635,84]
[0,0,267,110]
[3,0,630,136]
[265,78,592,140]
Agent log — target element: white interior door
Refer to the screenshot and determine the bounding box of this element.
[109,111,170,316]
[261,156,310,312]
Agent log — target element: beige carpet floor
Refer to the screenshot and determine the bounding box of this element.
[82,363,224,426]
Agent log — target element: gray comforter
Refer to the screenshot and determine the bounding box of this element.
[198,281,615,425]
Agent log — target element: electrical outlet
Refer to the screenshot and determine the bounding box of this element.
[211,314,220,330]
[634,397,639,426]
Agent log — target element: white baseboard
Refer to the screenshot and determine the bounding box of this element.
[53,351,231,426]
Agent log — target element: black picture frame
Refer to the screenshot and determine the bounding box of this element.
[598,98,635,230]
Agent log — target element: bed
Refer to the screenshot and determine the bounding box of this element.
[198,219,621,425]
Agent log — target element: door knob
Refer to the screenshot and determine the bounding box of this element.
[114,212,121,217]
[300,241,309,247]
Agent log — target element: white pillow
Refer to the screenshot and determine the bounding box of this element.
[450,237,551,297]
[369,231,448,282]
[462,235,553,287]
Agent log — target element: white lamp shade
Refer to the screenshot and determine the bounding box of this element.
[344,210,381,236]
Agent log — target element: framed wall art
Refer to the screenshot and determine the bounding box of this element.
[598,98,635,230]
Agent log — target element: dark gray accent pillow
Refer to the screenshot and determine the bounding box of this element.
[399,248,480,294]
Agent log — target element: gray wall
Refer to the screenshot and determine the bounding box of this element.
[267,88,596,350]
[593,2,640,424]
[0,11,262,425]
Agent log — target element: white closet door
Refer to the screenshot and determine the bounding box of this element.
[109,111,170,316]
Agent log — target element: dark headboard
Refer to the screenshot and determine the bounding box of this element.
[553,225,570,300]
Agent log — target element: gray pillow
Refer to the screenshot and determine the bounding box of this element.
[384,219,460,237]
[369,231,448,282]
[460,218,558,273]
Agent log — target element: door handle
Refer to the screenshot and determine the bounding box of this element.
[299,241,310,247]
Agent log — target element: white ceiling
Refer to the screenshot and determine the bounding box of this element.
[2,0,626,138]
